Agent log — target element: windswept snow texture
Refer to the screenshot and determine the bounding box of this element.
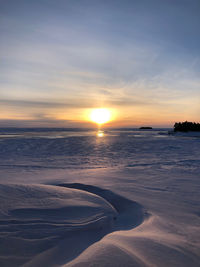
[0,184,118,266]
[0,128,200,267]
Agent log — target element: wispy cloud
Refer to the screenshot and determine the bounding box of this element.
[0,0,200,126]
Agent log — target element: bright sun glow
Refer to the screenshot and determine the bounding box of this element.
[90,108,111,125]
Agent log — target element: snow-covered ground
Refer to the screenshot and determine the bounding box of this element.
[0,128,199,266]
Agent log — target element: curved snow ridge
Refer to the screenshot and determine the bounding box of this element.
[0,183,146,267]
[56,185,199,267]
[0,183,117,229]
[57,183,147,231]
[26,183,146,267]
[0,183,117,266]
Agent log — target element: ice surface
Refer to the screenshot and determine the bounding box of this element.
[0,128,199,266]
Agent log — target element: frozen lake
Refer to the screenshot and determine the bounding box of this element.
[0,128,199,266]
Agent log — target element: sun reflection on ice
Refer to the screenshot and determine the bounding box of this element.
[97,131,104,137]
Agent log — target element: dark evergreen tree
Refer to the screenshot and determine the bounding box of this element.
[174,121,200,132]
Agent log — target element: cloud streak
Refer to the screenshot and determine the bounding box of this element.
[0,0,200,126]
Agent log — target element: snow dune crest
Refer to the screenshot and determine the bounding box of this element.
[0,183,145,267]
[57,184,199,267]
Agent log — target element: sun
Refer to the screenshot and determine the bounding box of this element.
[90,108,111,125]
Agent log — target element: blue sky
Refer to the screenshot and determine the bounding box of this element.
[0,0,200,127]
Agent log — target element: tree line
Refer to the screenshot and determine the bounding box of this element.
[174,121,200,132]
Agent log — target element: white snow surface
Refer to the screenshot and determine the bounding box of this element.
[0,128,199,267]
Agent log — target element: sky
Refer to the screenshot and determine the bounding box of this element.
[0,0,200,127]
